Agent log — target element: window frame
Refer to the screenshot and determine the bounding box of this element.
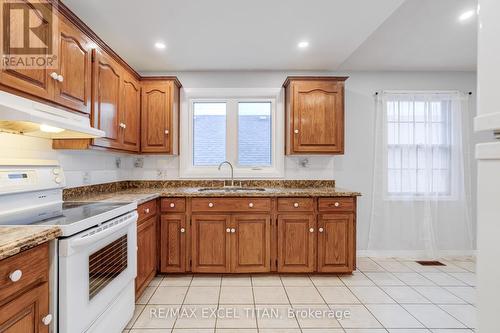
[179,88,284,179]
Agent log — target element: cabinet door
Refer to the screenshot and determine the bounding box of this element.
[121,73,141,152]
[317,213,354,273]
[160,214,186,273]
[53,18,92,113]
[92,50,122,149]
[277,214,316,272]
[136,216,157,298]
[191,215,230,273]
[0,0,54,100]
[292,80,344,154]
[231,214,271,273]
[141,82,171,153]
[0,283,49,333]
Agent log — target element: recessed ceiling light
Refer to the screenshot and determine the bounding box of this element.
[298,41,309,49]
[459,10,475,21]
[154,42,166,49]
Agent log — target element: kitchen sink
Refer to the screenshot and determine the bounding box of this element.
[197,187,266,192]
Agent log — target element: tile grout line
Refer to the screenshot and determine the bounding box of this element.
[337,271,388,331]
[130,274,165,330]
[170,274,193,331]
[359,259,476,330]
[250,274,261,333]
[279,274,302,332]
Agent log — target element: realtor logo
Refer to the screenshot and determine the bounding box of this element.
[2,0,58,69]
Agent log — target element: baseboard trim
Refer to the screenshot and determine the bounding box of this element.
[357,249,477,258]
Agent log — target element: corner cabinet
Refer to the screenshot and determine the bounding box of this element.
[284,76,347,155]
[141,78,181,154]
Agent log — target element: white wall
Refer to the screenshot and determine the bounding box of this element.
[0,70,479,251]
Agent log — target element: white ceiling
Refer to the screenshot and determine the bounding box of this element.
[62,0,477,72]
[340,0,478,71]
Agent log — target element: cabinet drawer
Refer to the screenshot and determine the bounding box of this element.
[161,198,186,213]
[0,243,49,302]
[138,200,157,223]
[192,198,271,212]
[318,197,355,212]
[277,198,314,212]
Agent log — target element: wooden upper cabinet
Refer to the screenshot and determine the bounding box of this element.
[141,79,181,154]
[53,17,92,114]
[317,213,355,273]
[191,214,231,273]
[277,214,316,273]
[120,73,141,152]
[160,214,187,273]
[92,49,122,150]
[0,0,55,100]
[231,215,271,273]
[284,76,347,155]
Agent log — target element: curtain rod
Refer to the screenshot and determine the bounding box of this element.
[374,91,473,95]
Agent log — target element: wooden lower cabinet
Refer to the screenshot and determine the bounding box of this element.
[277,214,316,273]
[136,215,157,298]
[0,243,51,333]
[160,214,187,273]
[191,215,231,273]
[159,196,357,274]
[318,213,355,273]
[0,283,49,333]
[231,215,271,273]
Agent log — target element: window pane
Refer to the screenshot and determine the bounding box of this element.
[193,102,226,166]
[238,102,272,166]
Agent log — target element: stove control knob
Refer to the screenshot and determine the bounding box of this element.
[54,177,61,184]
[9,269,22,282]
[52,168,60,175]
[42,314,53,326]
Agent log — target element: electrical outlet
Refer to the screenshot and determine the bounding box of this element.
[157,169,167,179]
[115,157,122,169]
[134,158,144,168]
[83,171,91,184]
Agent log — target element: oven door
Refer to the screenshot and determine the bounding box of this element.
[58,211,137,333]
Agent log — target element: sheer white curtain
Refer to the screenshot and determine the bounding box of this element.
[368,91,474,257]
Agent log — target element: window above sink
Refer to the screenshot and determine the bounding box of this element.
[179,88,285,179]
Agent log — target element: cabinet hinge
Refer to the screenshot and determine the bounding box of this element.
[189,259,192,269]
[190,218,192,226]
[275,259,278,267]
[91,52,95,63]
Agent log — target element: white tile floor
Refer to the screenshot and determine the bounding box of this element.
[124,257,476,333]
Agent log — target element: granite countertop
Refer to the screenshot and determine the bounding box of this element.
[0,226,61,261]
[65,186,361,204]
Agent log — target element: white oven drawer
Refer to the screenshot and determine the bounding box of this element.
[58,211,137,333]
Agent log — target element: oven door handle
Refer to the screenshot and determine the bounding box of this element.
[68,212,137,249]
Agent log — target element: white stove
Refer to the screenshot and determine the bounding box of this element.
[0,159,138,333]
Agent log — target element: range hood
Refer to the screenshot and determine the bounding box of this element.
[0,91,104,139]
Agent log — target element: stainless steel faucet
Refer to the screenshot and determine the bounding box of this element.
[218,161,234,187]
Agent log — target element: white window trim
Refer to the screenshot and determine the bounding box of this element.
[179,88,284,179]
